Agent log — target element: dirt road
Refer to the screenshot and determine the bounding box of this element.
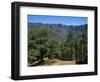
[51,59,76,65]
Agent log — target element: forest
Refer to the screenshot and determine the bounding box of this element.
[28,23,88,66]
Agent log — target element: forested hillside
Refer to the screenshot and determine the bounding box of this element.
[28,23,88,66]
[29,23,87,40]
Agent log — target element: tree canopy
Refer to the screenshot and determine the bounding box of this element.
[28,28,88,66]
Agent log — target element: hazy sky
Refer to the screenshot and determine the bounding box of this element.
[28,15,88,25]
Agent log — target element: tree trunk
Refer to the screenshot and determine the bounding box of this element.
[39,48,44,64]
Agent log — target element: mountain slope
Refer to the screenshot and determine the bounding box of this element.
[28,23,87,40]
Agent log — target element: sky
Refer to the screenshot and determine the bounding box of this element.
[28,15,88,25]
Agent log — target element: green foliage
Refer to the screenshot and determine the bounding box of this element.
[77,32,87,61]
[28,49,40,64]
[28,28,88,66]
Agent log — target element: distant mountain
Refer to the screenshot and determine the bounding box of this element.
[28,23,87,40]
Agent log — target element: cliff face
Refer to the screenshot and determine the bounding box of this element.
[28,23,87,40]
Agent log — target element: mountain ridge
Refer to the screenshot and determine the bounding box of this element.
[28,23,87,40]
